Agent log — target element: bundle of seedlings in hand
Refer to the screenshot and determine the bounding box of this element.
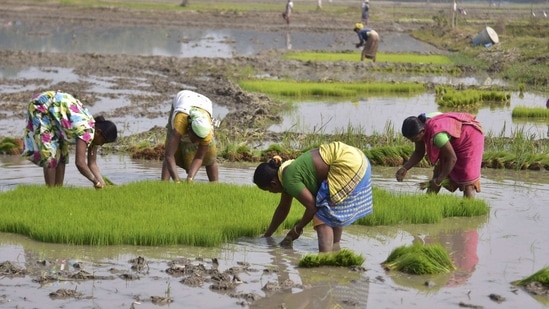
[418,178,451,193]
[103,176,116,186]
[382,243,456,275]
[298,249,365,268]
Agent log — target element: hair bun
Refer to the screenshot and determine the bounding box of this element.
[268,155,282,168]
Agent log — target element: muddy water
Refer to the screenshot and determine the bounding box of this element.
[1,154,549,308]
[269,92,549,138]
[0,22,444,57]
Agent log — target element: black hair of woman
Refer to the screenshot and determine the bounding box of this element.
[401,114,427,139]
[94,116,118,143]
[253,156,282,188]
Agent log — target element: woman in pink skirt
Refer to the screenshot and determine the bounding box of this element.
[395,112,484,199]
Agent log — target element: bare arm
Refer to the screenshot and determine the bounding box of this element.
[396,141,426,181]
[432,141,457,184]
[280,187,317,244]
[162,130,183,182]
[264,193,293,237]
[186,144,207,181]
[75,139,103,187]
[293,187,318,232]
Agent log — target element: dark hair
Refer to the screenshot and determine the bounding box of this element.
[253,156,282,188]
[94,116,118,143]
[401,114,426,139]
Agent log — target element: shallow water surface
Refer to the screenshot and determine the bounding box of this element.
[0,154,548,308]
[0,22,444,58]
[269,91,549,138]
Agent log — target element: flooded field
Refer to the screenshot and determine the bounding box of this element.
[1,154,549,308]
[1,1,549,308]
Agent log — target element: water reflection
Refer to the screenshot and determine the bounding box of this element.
[286,31,292,50]
[411,229,479,288]
[251,237,369,308]
[0,21,447,58]
[269,92,549,138]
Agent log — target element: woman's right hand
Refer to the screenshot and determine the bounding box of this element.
[279,226,302,248]
[395,167,407,182]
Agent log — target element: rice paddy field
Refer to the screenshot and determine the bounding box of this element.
[1,0,549,308]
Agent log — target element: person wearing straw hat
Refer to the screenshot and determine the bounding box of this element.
[161,90,218,183]
[353,22,379,62]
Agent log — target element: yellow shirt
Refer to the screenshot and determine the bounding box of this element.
[173,112,213,146]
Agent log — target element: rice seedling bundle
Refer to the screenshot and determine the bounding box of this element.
[0,182,489,246]
[283,51,453,65]
[512,267,549,287]
[238,80,425,99]
[512,106,549,118]
[382,243,456,275]
[356,189,489,226]
[298,249,365,268]
[435,86,510,108]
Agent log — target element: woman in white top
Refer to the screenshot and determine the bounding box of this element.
[161,90,218,183]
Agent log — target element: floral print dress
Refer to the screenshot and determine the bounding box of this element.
[22,91,95,168]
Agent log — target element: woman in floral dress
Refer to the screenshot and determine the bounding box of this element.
[22,91,118,188]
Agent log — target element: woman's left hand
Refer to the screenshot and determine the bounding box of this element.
[426,178,441,194]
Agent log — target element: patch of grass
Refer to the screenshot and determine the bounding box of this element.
[435,86,511,109]
[0,182,489,246]
[298,249,365,268]
[238,80,426,99]
[512,106,549,118]
[0,137,23,155]
[357,189,489,226]
[382,243,456,275]
[512,266,549,288]
[283,51,454,65]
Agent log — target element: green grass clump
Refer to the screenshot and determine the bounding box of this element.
[435,86,511,109]
[512,106,549,118]
[283,51,453,65]
[0,137,23,155]
[238,80,425,99]
[382,243,456,275]
[298,249,365,268]
[512,267,549,288]
[0,181,296,247]
[0,182,489,246]
[356,188,489,226]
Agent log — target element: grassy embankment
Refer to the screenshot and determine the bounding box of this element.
[0,181,488,246]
